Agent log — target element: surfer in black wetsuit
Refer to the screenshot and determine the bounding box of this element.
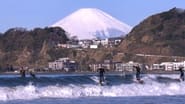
[29,69,36,78]
[20,67,26,78]
[133,65,141,81]
[179,66,184,81]
[98,67,105,84]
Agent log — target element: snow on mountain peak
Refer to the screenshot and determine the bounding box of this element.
[52,8,132,40]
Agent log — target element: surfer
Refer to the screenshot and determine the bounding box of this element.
[178,66,184,81]
[133,64,142,82]
[29,68,36,78]
[98,67,105,85]
[20,67,26,78]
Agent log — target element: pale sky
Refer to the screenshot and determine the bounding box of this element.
[0,0,185,33]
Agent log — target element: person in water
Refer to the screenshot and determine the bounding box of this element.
[20,67,26,78]
[29,68,36,78]
[98,67,105,84]
[178,66,184,81]
[133,64,141,81]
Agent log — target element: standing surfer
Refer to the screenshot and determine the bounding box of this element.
[20,67,26,78]
[98,67,105,85]
[133,64,143,83]
[178,66,184,81]
[133,65,141,81]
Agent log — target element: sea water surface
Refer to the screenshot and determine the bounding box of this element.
[0,73,184,104]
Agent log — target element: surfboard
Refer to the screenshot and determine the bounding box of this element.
[156,76,182,83]
[99,80,109,86]
[134,79,144,84]
[178,78,184,82]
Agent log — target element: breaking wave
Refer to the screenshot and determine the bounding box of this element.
[0,74,184,101]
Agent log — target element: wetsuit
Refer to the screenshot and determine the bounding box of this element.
[30,71,36,78]
[179,67,184,81]
[29,69,36,78]
[134,66,141,81]
[98,68,105,84]
[20,69,26,78]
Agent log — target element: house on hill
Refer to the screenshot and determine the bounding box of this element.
[48,57,78,72]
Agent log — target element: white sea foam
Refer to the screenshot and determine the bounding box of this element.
[0,74,184,101]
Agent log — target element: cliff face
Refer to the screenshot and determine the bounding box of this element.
[119,8,185,58]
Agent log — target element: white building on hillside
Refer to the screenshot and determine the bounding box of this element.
[160,61,185,71]
[48,57,78,72]
[79,39,93,48]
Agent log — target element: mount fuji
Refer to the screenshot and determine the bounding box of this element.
[52,8,132,40]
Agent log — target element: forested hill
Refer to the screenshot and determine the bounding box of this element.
[0,27,69,68]
[118,8,185,58]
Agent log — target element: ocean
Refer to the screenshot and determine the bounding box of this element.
[0,73,184,104]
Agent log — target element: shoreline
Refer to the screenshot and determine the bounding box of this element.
[0,70,181,75]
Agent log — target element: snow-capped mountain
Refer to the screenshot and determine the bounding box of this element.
[52,8,132,40]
